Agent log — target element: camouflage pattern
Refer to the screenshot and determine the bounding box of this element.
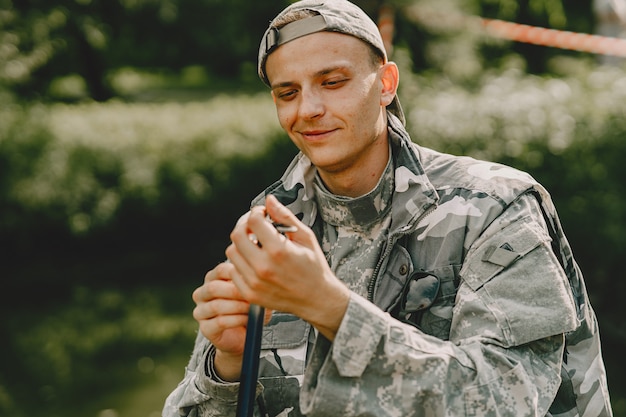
[163,112,612,417]
[314,154,394,298]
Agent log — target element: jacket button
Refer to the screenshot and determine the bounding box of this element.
[399,264,409,275]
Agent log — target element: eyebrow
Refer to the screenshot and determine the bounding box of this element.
[270,65,349,90]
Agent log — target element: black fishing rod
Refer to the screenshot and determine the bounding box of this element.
[236,303,265,417]
[236,220,297,417]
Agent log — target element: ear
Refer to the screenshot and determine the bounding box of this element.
[379,62,399,107]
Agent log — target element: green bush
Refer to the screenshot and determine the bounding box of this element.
[0,93,297,416]
[0,286,198,417]
[1,93,296,291]
[7,94,283,233]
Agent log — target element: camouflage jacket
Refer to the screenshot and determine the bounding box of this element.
[163,114,612,417]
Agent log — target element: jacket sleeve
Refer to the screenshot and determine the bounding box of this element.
[162,331,262,417]
[300,195,579,417]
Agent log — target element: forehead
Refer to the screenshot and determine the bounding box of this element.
[265,31,373,83]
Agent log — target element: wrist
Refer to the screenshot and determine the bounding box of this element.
[306,280,351,341]
[213,348,244,382]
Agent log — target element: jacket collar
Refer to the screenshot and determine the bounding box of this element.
[252,112,439,235]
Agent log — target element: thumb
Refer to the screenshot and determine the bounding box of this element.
[266,194,316,247]
[265,194,325,259]
[265,194,297,226]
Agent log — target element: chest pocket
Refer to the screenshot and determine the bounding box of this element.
[387,264,460,340]
[382,243,461,340]
[259,312,311,378]
[416,264,460,340]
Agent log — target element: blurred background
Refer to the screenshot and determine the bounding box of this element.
[1,0,626,416]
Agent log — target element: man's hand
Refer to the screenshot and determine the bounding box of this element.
[192,262,272,381]
[226,194,350,341]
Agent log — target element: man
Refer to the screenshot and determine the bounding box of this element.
[163,1,613,416]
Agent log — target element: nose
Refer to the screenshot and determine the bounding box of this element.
[298,88,324,120]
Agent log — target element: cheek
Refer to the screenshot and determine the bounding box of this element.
[275,105,294,130]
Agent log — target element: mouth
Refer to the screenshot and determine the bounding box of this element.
[299,128,337,141]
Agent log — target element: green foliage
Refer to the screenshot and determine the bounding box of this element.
[0,285,197,416]
[3,93,283,234]
[400,0,595,76]
[1,0,291,100]
[399,55,626,161]
[0,90,296,416]
[1,0,601,100]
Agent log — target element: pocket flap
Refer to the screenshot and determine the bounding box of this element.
[261,313,311,349]
[462,218,548,291]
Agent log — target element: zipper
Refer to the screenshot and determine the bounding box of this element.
[366,204,436,303]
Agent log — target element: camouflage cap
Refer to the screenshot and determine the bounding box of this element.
[258,0,405,125]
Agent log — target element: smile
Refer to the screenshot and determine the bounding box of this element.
[299,129,337,141]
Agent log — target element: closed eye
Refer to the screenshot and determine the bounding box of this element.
[276,89,298,100]
[323,78,348,88]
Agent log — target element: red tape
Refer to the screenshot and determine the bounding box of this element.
[481,18,626,57]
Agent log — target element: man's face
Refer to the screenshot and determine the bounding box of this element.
[265,31,395,194]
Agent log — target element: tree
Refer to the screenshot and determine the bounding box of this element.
[0,0,596,101]
[1,0,290,101]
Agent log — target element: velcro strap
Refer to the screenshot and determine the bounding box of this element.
[266,15,328,53]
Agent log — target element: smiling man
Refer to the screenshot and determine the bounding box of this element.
[163,1,613,416]
[266,30,395,197]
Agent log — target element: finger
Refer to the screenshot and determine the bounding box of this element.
[198,314,249,341]
[242,205,277,248]
[244,199,296,251]
[265,194,296,226]
[230,209,259,247]
[203,262,233,284]
[230,210,266,254]
[235,210,251,227]
[193,275,244,304]
[225,243,262,299]
[193,298,251,321]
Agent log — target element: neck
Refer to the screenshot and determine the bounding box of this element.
[319,138,390,198]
